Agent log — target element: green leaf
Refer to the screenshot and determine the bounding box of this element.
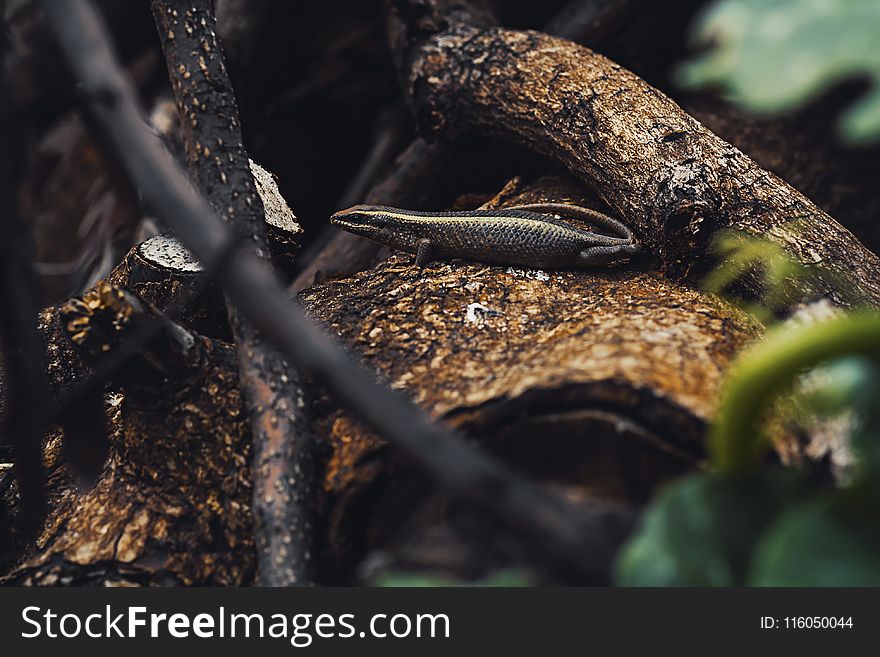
[615,472,802,586]
[750,494,880,585]
[678,0,880,144]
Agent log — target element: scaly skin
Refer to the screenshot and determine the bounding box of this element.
[330,202,641,269]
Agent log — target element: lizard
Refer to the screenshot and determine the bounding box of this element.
[329,202,641,269]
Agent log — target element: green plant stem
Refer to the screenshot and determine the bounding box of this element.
[712,312,880,474]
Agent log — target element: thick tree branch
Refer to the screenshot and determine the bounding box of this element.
[387,0,880,310]
[42,0,619,584]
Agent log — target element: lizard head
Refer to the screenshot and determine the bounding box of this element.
[330,205,423,251]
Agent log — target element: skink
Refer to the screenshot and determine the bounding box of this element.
[330,202,641,269]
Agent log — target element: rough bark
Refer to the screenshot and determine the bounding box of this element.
[387,0,880,309]
[4,283,255,585]
[151,0,315,586]
[682,93,880,257]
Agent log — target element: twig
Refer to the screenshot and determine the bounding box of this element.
[151,0,315,586]
[0,31,47,533]
[42,0,621,584]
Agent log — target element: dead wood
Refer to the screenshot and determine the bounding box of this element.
[5,283,254,585]
[386,0,880,310]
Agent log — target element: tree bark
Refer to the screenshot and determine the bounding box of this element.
[5,283,255,585]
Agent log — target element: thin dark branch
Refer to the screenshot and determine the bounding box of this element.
[0,31,47,533]
[42,0,621,584]
[150,0,315,587]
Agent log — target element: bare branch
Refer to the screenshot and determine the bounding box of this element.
[150,0,315,586]
[0,30,47,532]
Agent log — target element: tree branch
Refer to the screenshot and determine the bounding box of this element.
[0,29,47,533]
[150,0,315,586]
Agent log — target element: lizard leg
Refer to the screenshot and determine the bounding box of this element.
[414,238,434,267]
